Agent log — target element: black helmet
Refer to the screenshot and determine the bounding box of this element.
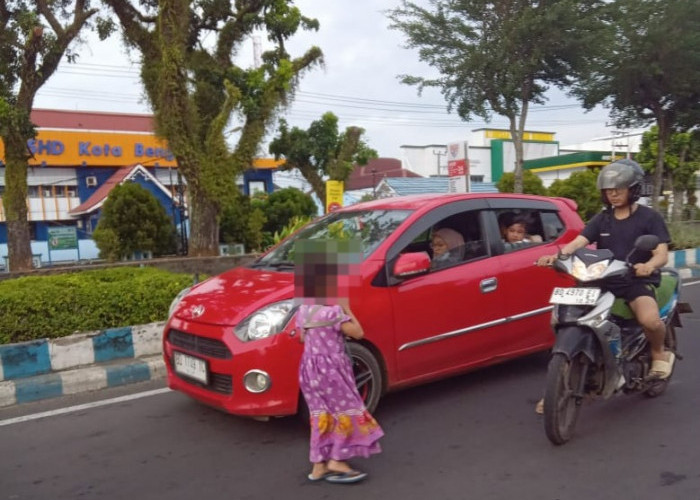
[597,159,644,205]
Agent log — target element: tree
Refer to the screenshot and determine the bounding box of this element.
[92,182,176,261]
[636,126,700,222]
[0,1,113,271]
[387,0,604,193]
[496,170,547,196]
[268,112,377,206]
[571,0,700,209]
[102,0,323,256]
[219,193,266,253]
[547,169,602,222]
[252,187,316,235]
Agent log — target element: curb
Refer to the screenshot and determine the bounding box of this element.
[0,322,166,408]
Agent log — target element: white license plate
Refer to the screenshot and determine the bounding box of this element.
[550,287,601,305]
[173,351,208,384]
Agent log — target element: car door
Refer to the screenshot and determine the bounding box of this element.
[385,200,511,385]
[485,199,579,354]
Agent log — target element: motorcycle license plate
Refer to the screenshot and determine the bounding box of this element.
[549,287,600,305]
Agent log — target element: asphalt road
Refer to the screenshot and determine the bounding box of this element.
[2,282,700,500]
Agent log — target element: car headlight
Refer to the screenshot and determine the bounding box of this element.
[571,257,610,281]
[234,300,296,342]
[168,286,192,318]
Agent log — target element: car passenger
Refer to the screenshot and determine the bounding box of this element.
[430,228,465,270]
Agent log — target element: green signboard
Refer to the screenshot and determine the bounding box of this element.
[48,227,78,250]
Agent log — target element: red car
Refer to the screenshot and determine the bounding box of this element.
[163,193,583,417]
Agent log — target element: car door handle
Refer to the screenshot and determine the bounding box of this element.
[480,277,498,293]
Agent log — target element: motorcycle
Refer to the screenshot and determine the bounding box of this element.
[543,235,692,445]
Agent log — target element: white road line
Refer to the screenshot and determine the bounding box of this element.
[0,387,172,427]
[682,280,700,287]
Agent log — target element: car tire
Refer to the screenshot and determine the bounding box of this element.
[347,342,384,414]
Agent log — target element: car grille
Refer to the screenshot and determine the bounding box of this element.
[173,368,233,395]
[167,329,232,359]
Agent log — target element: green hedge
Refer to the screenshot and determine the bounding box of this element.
[0,267,195,344]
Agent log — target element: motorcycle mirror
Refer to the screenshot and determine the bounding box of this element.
[634,235,660,252]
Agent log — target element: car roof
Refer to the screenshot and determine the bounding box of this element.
[338,193,571,212]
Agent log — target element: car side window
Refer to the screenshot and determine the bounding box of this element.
[498,209,552,253]
[426,210,487,271]
[541,211,566,241]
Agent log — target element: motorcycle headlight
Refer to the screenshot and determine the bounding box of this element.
[168,286,192,318]
[234,300,296,342]
[571,257,610,281]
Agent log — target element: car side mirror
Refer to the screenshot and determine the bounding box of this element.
[393,252,431,278]
[634,235,660,252]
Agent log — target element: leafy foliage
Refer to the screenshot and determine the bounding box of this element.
[496,170,547,196]
[269,112,377,205]
[253,187,317,235]
[102,0,323,256]
[93,183,176,261]
[636,126,700,221]
[570,0,700,206]
[0,268,194,344]
[387,0,605,192]
[547,169,603,222]
[219,193,267,252]
[0,1,115,271]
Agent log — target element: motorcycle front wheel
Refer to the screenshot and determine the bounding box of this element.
[544,352,587,445]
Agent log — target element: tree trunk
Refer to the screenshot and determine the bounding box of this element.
[508,116,524,194]
[187,186,220,256]
[652,118,669,211]
[2,132,33,271]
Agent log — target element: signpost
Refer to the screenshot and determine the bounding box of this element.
[325,180,344,213]
[447,141,470,193]
[47,226,80,265]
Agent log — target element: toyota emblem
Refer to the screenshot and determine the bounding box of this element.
[190,305,205,318]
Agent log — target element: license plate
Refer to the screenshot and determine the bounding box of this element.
[173,351,208,384]
[549,287,601,305]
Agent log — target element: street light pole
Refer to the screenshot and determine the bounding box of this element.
[433,148,447,176]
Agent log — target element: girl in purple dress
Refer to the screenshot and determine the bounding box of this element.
[294,242,383,484]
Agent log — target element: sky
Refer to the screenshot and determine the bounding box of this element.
[33,0,629,160]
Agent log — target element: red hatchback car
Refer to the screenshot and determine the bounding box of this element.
[164,193,583,417]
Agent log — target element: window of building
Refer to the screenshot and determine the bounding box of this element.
[27,186,39,198]
[248,180,266,196]
[42,186,53,198]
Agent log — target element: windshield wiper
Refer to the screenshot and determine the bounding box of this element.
[250,260,295,269]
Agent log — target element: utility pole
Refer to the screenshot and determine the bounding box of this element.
[433,148,447,176]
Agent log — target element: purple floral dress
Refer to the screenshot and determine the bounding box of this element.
[297,304,384,464]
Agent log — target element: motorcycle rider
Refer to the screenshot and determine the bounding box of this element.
[536,159,674,380]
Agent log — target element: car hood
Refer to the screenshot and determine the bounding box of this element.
[173,266,294,326]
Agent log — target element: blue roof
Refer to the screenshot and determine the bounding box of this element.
[383,177,498,196]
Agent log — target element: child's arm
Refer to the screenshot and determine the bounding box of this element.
[340,305,364,340]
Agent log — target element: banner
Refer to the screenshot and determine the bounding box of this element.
[447,141,470,193]
[48,227,78,250]
[325,180,344,213]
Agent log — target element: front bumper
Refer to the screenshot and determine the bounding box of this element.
[162,317,303,417]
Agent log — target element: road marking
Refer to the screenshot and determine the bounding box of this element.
[0,387,171,427]
[682,280,700,287]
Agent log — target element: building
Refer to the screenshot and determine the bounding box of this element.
[400,128,559,184]
[0,109,280,265]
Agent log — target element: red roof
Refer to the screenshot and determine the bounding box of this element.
[345,157,421,191]
[70,167,134,215]
[31,109,154,132]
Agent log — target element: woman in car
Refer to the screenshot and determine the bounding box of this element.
[430,227,465,270]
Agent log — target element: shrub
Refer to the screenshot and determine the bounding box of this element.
[667,222,700,251]
[0,267,195,344]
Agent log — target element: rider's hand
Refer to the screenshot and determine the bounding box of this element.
[634,262,656,277]
[536,254,557,267]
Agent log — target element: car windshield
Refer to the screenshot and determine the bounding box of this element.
[254,209,413,267]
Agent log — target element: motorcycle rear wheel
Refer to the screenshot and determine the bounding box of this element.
[544,353,587,445]
[644,324,678,398]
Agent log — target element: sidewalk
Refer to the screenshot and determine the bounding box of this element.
[0,322,165,407]
[2,250,700,409]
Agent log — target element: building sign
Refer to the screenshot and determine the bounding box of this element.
[447,141,470,193]
[325,180,344,213]
[0,130,177,167]
[48,227,78,250]
[484,129,555,142]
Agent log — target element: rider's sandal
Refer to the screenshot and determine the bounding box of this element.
[650,352,675,380]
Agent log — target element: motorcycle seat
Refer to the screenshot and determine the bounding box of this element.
[610,273,679,319]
